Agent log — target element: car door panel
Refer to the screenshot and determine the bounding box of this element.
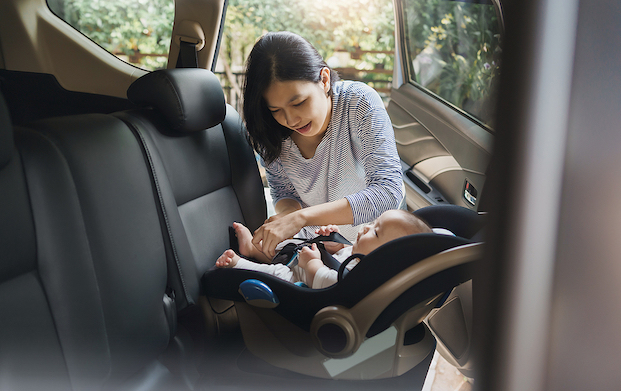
[389,0,501,380]
[389,85,492,210]
[390,0,500,212]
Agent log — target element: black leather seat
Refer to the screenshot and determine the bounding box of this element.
[0,82,196,388]
[0,91,77,390]
[0,68,267,390]
[116,68,267,310]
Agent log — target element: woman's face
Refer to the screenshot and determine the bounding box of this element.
[263,68,332,140]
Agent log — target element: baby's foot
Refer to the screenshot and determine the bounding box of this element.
[216,249,240,268]
[233,222,255,258]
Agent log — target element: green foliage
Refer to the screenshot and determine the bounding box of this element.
[222,0,395,70]
[403,0,501,125]
[51,0,501,125]
[55,0,396,72]
[59,0,174,69]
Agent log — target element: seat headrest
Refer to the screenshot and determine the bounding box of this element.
[127,69,226,133]
[0,93,14,169]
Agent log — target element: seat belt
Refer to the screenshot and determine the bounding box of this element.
[272,232,352,271]
[229,227,352,272]
[176,40,198,68]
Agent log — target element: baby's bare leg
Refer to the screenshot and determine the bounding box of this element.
[233,222,271,263]
[215,249,240,268]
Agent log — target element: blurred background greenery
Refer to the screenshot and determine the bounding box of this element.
[48,0,500,124]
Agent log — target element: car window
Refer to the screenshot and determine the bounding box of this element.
[399,0,502,127]
[216,0,395,111]
[47,0,174,71]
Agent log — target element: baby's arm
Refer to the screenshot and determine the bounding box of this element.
[315,224,340,236]
[297,244,324,287]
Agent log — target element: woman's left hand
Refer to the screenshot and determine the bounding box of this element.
[252,211,306,258]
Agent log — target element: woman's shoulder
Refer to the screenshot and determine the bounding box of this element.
[335,80,378,98]
[334,80,384,110]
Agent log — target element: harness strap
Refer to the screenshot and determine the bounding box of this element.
[272,232,352,271]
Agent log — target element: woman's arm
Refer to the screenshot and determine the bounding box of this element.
[253,198,353,258]
[344,85,405,226]
[274,197,302,215]
[263,157,304,212]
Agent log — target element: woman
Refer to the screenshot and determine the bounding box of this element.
[243,31,404,258]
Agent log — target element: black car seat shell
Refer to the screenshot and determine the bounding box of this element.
[204,234,474,333]
[202,205,483,379]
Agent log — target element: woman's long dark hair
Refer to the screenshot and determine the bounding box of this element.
[242,31,339,164]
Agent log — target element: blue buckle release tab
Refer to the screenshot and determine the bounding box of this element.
[238,279,280,308]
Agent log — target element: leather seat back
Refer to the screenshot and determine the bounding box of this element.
[120,69,266,308]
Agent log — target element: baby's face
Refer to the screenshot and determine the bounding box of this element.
[352,210,409,255]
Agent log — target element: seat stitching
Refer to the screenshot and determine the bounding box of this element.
[125,121,192,303]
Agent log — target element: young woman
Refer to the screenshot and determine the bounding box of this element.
[243,31,404,258]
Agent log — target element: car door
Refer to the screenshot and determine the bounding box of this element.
[389,0,502,212]
[388,0,502,377]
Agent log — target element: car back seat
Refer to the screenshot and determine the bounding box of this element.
[1,90,194,389]
[115,68,266,311]
[0,92,76,391]
[0,68,267,390]
[1,65,446,389]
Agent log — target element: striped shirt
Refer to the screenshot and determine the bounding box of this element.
[263,81,404,242]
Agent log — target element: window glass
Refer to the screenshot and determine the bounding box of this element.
[401,0,501,126]
[216,0,395,112]
[47,0,174,71]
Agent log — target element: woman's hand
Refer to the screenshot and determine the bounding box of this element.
[253,197,353,258]
[252,210,306,258]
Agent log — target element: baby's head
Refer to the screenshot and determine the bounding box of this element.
[351,210,432,255]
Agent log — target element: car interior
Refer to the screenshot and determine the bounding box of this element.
[2,0,620,390]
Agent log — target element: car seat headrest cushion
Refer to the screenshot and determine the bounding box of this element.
[0,93,14,169]
[127,68,226,133]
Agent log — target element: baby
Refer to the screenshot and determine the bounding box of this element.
[216,209,432,289]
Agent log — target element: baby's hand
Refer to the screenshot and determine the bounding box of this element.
[298,243,321,268]
[315,224,340,236]
[316,225,346,254]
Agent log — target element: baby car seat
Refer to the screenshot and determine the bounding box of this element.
[202,204,484,380]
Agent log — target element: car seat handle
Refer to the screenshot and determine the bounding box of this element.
[310,242,483,358]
